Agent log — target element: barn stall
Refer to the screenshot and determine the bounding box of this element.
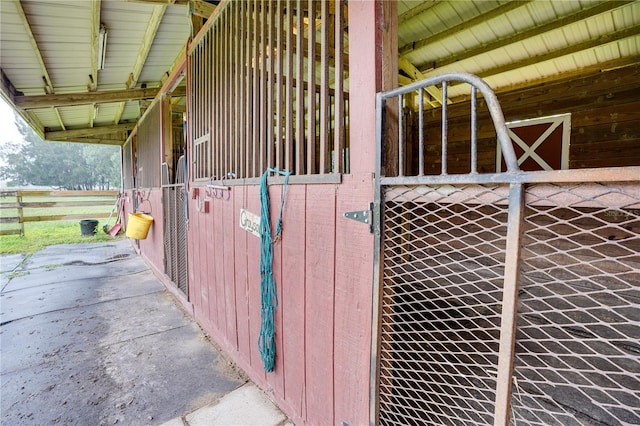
[2,0,638,425]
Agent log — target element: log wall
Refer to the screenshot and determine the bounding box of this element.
[407,64,640,175]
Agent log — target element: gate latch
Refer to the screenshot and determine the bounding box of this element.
[343,202,374,233]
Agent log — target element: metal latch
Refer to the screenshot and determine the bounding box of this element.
[343,202,374,233]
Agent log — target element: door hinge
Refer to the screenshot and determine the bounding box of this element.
[343,202,375,233]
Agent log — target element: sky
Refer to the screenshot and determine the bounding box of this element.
[0,96,23,146]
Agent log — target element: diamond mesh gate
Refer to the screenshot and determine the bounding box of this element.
[373,73,640,425]
[163,184,188,296]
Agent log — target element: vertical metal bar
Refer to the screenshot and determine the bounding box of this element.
[418,89,424,176]
[233,2,240,177]
[285,0,294,172]
[252,1,260,177]
[398,94,403,177]
[267,0,274,170]
[295,0,304,175]
[333,0,344,174]
[244,1,252,178]
[441,80,448,175]
[494,182,524,426]
[215,24,221,178]
[260,0,267,174]
[222,7,231,179]
[370,91,384,426]
[319,0,329,174]
[471,86,478,174]
[275,0,283,171]
[307,0,316,174]
[239,0,246,178]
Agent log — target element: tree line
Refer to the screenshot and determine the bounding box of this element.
[0,112,122,190]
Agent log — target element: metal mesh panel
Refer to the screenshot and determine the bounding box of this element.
[163,186,188,297]
[379,184,510,425]
[512,182,640,425]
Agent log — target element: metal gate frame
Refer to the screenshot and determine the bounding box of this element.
[163,183,189,297]
[371,73,640,425]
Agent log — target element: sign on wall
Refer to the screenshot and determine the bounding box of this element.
[239,209,260,238]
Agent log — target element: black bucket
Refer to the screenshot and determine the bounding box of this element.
[79,219,99,236]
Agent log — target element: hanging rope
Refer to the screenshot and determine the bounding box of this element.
[259,167,291,372]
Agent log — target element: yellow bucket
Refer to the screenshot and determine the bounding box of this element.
[125,213,154,240]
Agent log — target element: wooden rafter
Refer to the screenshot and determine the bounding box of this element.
[191,0,216,19]
[398,57,444,107]
[13,0,53,93]
[399,0,440,24]
[15,86,186,109]
[419,0,635,73]
[114,4,167,125]
[90,0,102,92]
[46,123,136,140]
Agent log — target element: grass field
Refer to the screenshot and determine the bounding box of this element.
[0,193,123,254]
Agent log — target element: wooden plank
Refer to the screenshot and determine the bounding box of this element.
[15,87,184,109]
[0,229,22,236]
[18,201,115,208]
[280,184,307,420]
[16,190,118,197]
[304,184,336,424]
[265,183,285,399]
[22,213,110,222]
[0,217,20,224]
[223,191,239,350]
[212,195,227,334]
[333,175,375,425]
[234,185,252,365]
[246,185,267,383]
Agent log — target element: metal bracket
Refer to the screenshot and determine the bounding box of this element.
[344,202,374,233]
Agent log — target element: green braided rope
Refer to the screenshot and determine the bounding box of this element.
[259,167,291,372]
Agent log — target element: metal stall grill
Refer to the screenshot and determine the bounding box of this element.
[372,73,640,425]
[163,184,188,296]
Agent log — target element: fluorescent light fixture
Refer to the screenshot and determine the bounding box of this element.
[98,24,107,70]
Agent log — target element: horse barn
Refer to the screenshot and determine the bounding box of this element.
[1,0,639,424]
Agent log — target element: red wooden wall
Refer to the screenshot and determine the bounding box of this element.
[184,173,374,425]
[126,2,382,424]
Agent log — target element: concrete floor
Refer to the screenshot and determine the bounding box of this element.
[0,240,271,425]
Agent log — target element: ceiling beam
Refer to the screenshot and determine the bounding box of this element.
[118,0,188,4]
[45,123,136,140]
[399,1,531,57]
[399,1,440,24]
[90,0,101,92]
[114,4,167,124]
[15,86,186,109]
[191,0,216,19]
[13,0,54,94]
[398,57,445,107]
[419,0,635,73]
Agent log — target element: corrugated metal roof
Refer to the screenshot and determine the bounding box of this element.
[398,0,640,102]
[0,0,191,144]
[1,0,639,142]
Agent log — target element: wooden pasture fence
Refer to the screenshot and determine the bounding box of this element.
[0,190,119,236]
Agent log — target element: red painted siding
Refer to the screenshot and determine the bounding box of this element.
[178,177,373,426]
